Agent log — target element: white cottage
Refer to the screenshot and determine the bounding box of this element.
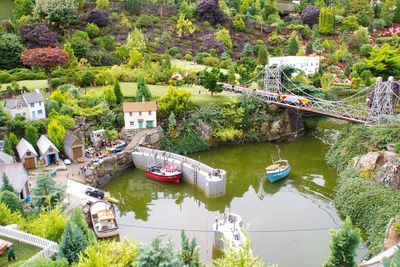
[268,56,320,75]
[0,151,14,165]
[4,89,46,121]
[123,101,157,130]
[16,138,38,169]
[37,135,59,166]
[0,163,30,199]
[90,129,107,148]
[63,132,84,162]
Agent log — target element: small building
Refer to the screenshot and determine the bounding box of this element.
[37,135,59,166]
[0,163,30,199]
[16,138,38,169]
[123,101,157,130]
[268,56,320,75]
[4,89,46,121]
[63,132,84,162]
[90,129,107,148]
[0,151,14,165]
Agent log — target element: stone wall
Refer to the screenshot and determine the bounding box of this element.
[140,2,178,17]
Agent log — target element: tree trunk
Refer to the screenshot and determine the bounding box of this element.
[160,3,163,17]
[47,72,52,91]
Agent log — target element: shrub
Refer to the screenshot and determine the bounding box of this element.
[162,134,209,154]
[0,203,23,226]
[33,0,78,25]
[184,53,192,61]
[348,28,369,49]
[195,52,209,64]
[95,71,115,86]
[341,16,359,31]
[96,0,109,9]
[20,23,57,48]
[0,72,12,83]
[0,33,25,70]
[80,71,96,86]
[215,27,232,50]
[360,44,373,56]
[86,9,110,27]
[197,0,224,25]
[395,142,400,153]
[168,47,180,57]
[232,15,246,31]
[0,190,24,215]
[94,36,116,51]
[52,78,66,88]
[319,7,334,34]
[126,0,140,15]
[135,15,154,28]
[301,5,320,27]
[373,18,386,30]
[85,23,100,38]
[203,56,220,67]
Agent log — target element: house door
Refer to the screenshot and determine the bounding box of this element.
[138,120,143,129]
[72,146,83,160]
[24,157,36,169]
[32,111,36,119]
[146,120,154,128]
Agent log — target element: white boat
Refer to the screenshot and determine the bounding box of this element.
[212,213,246,251]
[90,201,119,238]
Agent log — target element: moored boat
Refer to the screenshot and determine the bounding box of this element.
[145,165,182,183]
[90,201,119,238]
[265,159,291,183]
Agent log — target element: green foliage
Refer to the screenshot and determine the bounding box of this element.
[319,7,335,34]
[96,0,109,9]
[213,127,243,142]
[200,68,224,96]
[12,258,68,267]
[383,246,400,266]
[287,36,299,55]
[75,239,137,266]
[323,218,360,267]
[335,168,400,255]
[3,136,15,157]
[8,133,18,148]
[58,221,89,264]
[257,45,269,65]
[70,31,91,60]
[136,235,184,267]
[85,23,100,39]
[128,48,144,68]
[0,190,24,215]
[0,203,23,226]
[340,16,359,31]
[0,33,25,70]
[126,28,146,52]
[33,0,78,25]
[14,0,34,18]
[348,28,369,49]
[363,44,400,79]
[232,15,246,32]
[162,134,209,154]
[127,0,141,15]
[136,75,152,101]
[395,143,400,153]
[158,86,193,118]
[1,173,16,194]
[180,231,201,267]
[102,85,117,107]
[47,118,67,151]
[215,28,232,50]
[347,0,373,26]
[176,14,195,38]
[113,79,123,105]
[31,172,65,210]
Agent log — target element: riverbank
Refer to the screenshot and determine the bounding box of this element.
[326,124,400,256]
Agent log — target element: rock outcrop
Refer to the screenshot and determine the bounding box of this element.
[355,150,400,188]
[384,215,400,249]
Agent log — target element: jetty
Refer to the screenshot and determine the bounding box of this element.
[131,147,226,197]
[213,213,247,251]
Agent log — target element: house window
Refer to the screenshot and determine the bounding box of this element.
[139,111,142,115]
[16,105,22,109]
[130,121,134,126]
[38,110,43,115]
[129,112,132,116]
[30,103,34,108]
[148,111,151,115]
[27,152,31,156]
[49,147,53,152]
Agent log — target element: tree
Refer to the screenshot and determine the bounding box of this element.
[200,68,224,96]
[347,0,373,26]
[319,7,334,34]
[21,48,69,89]
[136,235,184,267]
[102,85,117,107]
[227,66,236,84]
[197,0,224,25]
[3,136,14,157]
[321,73,335,92]
[347,28,369,49]
[71,207,96,245]
[33,0,78,26]
[127,0,141,15]
[232,15,246,31]
[363,44,400,79]
[128,48,144,68]
[136,75,152,102]
[242,42,253,58]
[215,28,232,50]
[323,218,360,267]
[63,42,78,68]
[176,14,196,38]
[1,173,16,194]
[47,118,66,151]
[180,231,201,267]
[0,190,24,215]
[113,79,123,105]
[287,35,299,55]
[70,31,91,60]
[20,23,57,48]
[126,28,146,52]
[14,0,34,18]
[158,86,192,117]
[306,42,314,54]
[31,172,65,210]
[301,5,320,27]
[96,0,109,9]
[8,133,18,151]
[256,45,269,65]
[0,33,25,70]
[58,221,89,264]
[85,23,100,39]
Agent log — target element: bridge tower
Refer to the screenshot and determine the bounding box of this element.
[367,77,395,123]
[263,65,282,93]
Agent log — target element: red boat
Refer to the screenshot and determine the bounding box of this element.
[145,165,182,183]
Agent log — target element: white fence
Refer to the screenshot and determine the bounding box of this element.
[0,225,58,262]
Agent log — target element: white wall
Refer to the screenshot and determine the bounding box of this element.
[124,110,157,130]
[26,101,46,121]
[269,56,320,75]
[7,106,28,120]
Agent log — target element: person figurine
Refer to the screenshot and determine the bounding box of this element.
[215,216,219,230]
[234,229,240,240]
[25,194,31,203]
[7,245,16,262]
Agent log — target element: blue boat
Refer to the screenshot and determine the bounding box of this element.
[265,160,291,183]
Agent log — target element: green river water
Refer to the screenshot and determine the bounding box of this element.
[104,124,367,266]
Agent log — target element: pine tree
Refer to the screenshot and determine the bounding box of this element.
[242,42,253,58]
[180,231,201,266]
[323,218,360,267]
[113,78,123,105]
[31,172,65,210]
[25,124,39,146]
[257,45,269,65]
[0,173,16,193]
[306,42,314,54]
[136,75,152,102]
[71,207,96,245]
[319,7,335,34]
[288,36,299,55]
[227,66,236,84]
[58,221,89,264]
[0,190,24,215]
[3,136,14,157]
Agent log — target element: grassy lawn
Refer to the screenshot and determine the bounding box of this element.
[0,236,41,266]
[0,0,13,20]
[0,80,48,91]
[171,59,228,74]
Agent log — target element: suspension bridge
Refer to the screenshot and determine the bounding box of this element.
[222,66,400,124]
